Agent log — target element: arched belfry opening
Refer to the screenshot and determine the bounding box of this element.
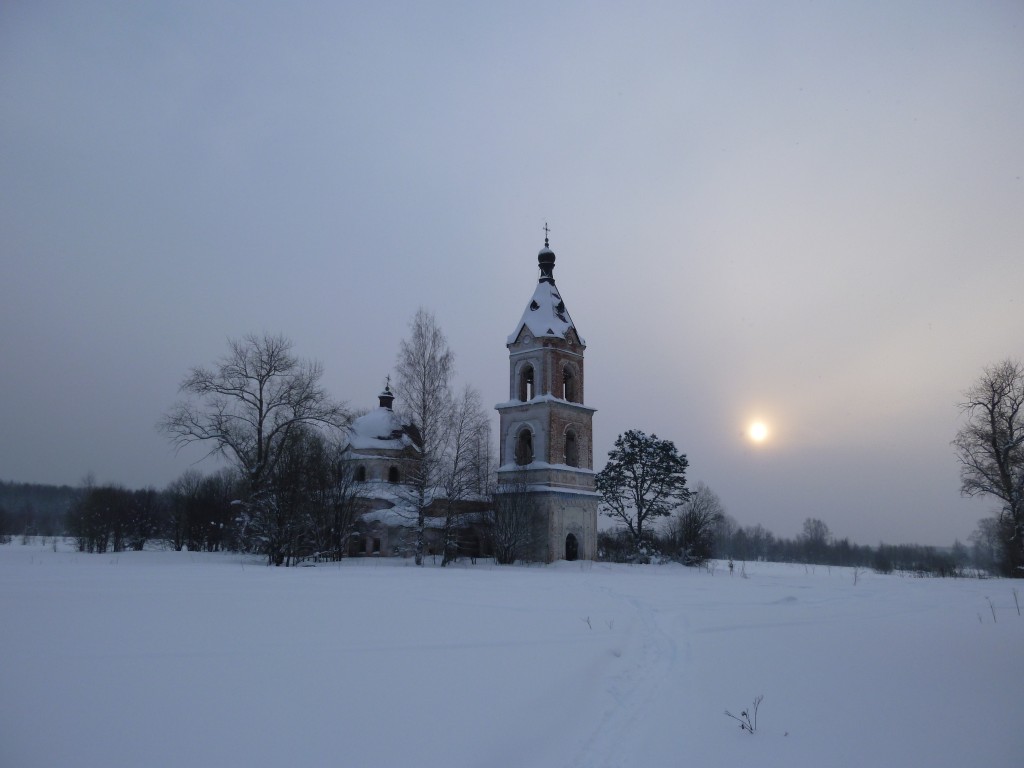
[562,364,577,402]
[519,364,535,401]
[564,429,579,467]
[565,533,579,561]
[515,428,534,466]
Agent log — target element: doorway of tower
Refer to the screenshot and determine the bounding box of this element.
[565,533,579,561]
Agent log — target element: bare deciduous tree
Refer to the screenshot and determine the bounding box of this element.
[160,333,349,564]
[954,359,1024,575]
[394,309,455,565]
[67,483,161,553]
[667,481,725,565]
[306,460,363,562]
[491,469,534,564]
[800,517,831,563]
[439,385,491,565]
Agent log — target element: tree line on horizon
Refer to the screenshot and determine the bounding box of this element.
[0,474,999,577]
[599,508,985,578]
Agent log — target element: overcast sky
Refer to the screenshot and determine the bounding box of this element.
[2,1,1021,546]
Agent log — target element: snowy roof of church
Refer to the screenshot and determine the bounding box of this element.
[345,405,420,452]
[507,243,585,345]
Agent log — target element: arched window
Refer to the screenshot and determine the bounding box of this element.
[564,429,579,467]
[519,364,535,401]
[562,365,577,402]
[354,466,367,482]
[515,428,534,466]
[388,466,400,483]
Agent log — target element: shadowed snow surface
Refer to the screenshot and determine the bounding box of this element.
[1,541,1020,767]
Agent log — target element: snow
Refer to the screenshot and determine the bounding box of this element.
[345,407,416,451]
[496,393,597,410]
[497,460,597,475]
[2,540,1021,767]
[507,280,584,345]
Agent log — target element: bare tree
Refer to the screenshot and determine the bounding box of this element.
[954,359,1024,575]
[160,333,349,564]
[394,309,455,565]
[800,517,831,564]
[239,425,358,566]
[667,481,725,565]
[126,488,163,551]
[491,469,534,564]
[164,469,239,552]
[67,483,147,554]
[301,434,363,561]
[970,515,1004,574]
[439,385,490,565]
[165,470,200,551]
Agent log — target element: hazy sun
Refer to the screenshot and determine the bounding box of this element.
[748,421,769,443]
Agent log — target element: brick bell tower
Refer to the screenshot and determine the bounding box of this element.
[495,231,599,561]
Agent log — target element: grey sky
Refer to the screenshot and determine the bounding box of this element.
[2,1,1021,545]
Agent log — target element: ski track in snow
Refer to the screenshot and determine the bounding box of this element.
[568,583,685,768]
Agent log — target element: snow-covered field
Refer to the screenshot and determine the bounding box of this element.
[1,540,1020,768]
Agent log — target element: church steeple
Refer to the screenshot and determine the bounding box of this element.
[378,379,395,410]
[539,224,556,284]
[495,233,598,561]
[507,231,583,348]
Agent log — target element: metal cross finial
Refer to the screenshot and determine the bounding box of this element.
[543,222,551,247]
[385,374,391,391]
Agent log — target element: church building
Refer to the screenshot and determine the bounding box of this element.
[494,236,599,561]
[341,383,491,558]
[342,234,599,563]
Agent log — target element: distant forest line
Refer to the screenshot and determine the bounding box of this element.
[0,478,998,577]
[0,480,77,537]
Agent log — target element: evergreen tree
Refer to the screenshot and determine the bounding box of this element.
[596,429,690,554]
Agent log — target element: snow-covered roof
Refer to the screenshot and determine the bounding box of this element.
[345,407,419,452]
[507,245,585,345]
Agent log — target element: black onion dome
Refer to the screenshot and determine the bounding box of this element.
[538,242,556,283]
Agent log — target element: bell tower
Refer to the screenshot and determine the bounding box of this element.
[495,233,598,561]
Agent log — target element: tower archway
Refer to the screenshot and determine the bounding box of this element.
[565,533,579,561]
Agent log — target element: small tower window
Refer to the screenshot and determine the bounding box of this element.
[519,364,535,401]
[388,466,400,483]
[562,365,577,402]
[564,430,579,468]
[355,466,367,482]
[515,428,534,466]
